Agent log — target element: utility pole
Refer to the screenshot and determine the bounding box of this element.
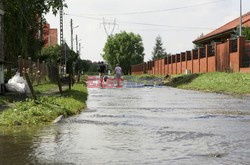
[239,0,242,36]
[70,19,73,50]
[76,34,78,53]
[60,7,64,45]
[79,43,81,56]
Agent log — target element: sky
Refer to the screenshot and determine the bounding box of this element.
[45,0,250,62]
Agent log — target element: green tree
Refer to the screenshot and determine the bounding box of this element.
[152,35,168,60]
[3,0,65,78]
[243,27,250,40]
[193,33,204,49]
[75,59,92,73]
[103,31,145,75]
[40,45,61,63]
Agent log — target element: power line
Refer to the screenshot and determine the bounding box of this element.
[65,13,219,30]
[68,0,226,16]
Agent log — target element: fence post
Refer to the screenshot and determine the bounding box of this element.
[18,56,22,75]
[198,48,201,73]
[191,50,194,74]
[37,59,40,85]
[205,45,209,73]
[214,42,218,72]
[238,36,245,71]
[42,61,45,82]
[185,51,188,73]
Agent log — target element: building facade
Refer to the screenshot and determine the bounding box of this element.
[43,23,58,48]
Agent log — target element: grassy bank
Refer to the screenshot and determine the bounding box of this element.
[164,72,250,95]
[34,83,58,93]
[0,84,88,126]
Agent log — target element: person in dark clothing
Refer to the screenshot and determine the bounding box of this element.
[98,61,106,87]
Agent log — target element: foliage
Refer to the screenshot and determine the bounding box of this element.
[243,26,250,40]
[39,45,62,62]
[87,62,99,73]
[0,84,88,126]
[3,0,65,78]
[66,49,79,74]
[103,31,145,75]
[33,82,58,94]
[194,33,204,49]
[75,59,93,74]
[164,72,250,95]
[152,36,168,60]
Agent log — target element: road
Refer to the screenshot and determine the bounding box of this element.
[1,85,250,164]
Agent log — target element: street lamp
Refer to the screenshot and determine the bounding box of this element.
[239,0,242,36]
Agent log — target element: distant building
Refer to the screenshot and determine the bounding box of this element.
[193,12,250,46]
[0,2,4,92]
[43,23,58,48]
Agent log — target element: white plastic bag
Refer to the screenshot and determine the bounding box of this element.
[5,72,30,94]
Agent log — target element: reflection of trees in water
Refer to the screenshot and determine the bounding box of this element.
[0,126,41,164]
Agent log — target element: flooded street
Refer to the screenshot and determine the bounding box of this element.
[1,85,250,164]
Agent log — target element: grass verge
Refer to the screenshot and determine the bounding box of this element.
[33,82,58,94]
[0,84,88,126]
[164,72,250,95]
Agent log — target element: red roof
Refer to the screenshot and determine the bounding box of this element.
[193,11,250,43]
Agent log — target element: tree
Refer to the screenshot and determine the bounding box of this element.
[3,0,65,78]
[243,27,250,40]
[103,31,145,75]
[152,36,168,60]
[39,45,61,63]
[194,33,204,49]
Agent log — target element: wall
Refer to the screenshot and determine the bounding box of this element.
[200,58,207,73]
[49,29,58,47]
[131,37,250,75]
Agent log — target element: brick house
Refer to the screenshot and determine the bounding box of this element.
[43,23,58,48]
[0,1,4,92]
[193,12,250,46]
[131,12,250,75]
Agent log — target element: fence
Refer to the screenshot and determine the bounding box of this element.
[18,56,49,85]
[131,37,250,75]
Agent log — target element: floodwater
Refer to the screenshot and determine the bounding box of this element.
[1,84,250,164]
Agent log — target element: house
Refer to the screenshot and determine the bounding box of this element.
[43,23,58,48]
[0,1,4,93]
[193,12,250,46]
[131,12,250,76]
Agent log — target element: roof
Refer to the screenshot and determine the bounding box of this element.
[193,11,250,43]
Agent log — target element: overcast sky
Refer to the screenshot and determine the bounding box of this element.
[45,0,250,62]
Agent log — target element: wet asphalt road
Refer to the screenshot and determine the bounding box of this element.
[1,84,250,164]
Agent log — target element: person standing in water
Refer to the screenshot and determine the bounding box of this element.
[114,64,122,87]
[98,61,106,87]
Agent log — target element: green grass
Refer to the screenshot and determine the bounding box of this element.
[0,96,9,105]
[0,84,88,126]
[33,83,58,93]
[165,72,250,95]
